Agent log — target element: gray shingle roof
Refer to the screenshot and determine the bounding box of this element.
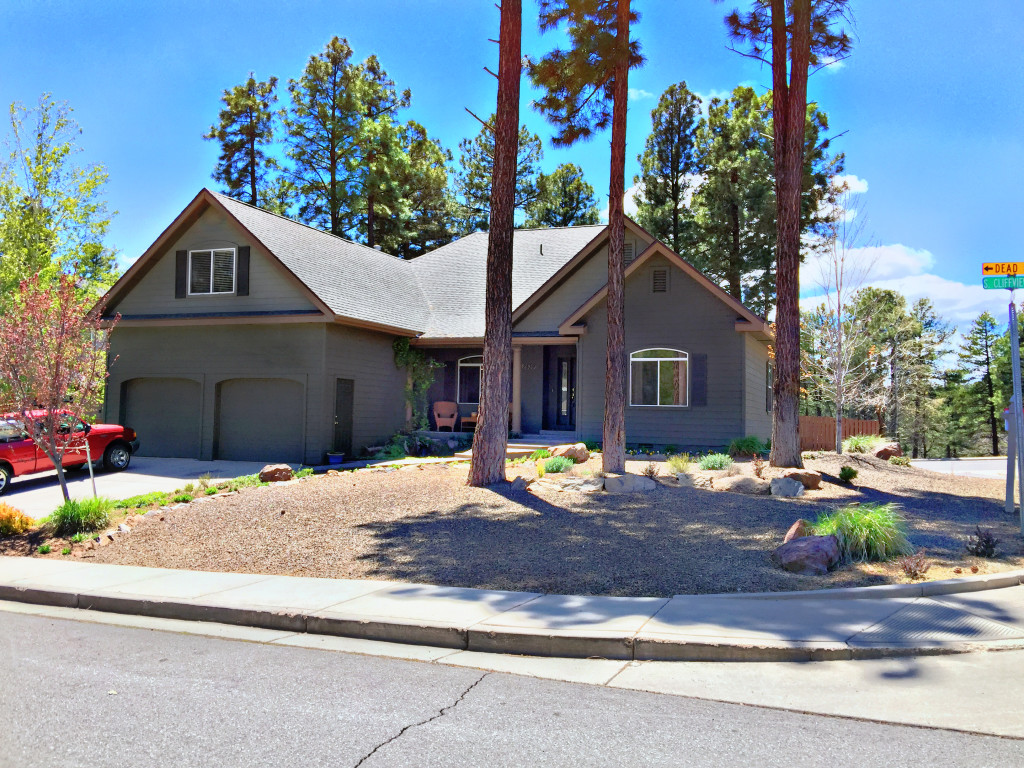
[215,191,605,339]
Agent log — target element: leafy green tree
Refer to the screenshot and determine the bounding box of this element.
[633,82,702,252]
[0,95,117,301]
[203,74,280,208]
[530,0,644,473]
[524,163,600,228]
[722,0,853,468]
[454,119,543,232]
[958,312,1001,455]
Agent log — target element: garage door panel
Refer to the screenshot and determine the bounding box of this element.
[216,378,304,463]
[123,378,202,458]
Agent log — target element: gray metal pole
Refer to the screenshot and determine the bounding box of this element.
[1009,296,1024,534]
[1005,398,1015,515]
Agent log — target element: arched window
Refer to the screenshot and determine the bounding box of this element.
[457,355,483,404]
[629,349,688,407]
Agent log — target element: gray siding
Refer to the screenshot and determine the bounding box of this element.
[576,254,746,450]
[323,325,408,451]
[743,334,772,440]
[112,207,317,317]
[513,234,650,333]
[105,323,327,464]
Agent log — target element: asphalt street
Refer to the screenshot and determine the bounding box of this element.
[2,611,1022,767]
[911,457,1007,479]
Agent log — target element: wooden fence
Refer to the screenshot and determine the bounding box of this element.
[799,415,880,452]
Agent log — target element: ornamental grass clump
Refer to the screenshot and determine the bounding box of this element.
[666,453,692,473]
[698,453,733,471]
[727,436,768,457]
[47,497,113,537]
[543,456,574,474]
[842,434,885,453]
[811,503,914,563]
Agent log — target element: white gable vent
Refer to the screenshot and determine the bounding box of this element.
[652,268,669,293]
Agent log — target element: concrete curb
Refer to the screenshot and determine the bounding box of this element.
[2,562,1024,662]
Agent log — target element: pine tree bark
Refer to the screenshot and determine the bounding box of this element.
[768,0,808,468]
[602,0,631,474]
[469,0,520,486]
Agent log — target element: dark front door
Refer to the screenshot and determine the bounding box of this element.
[543,346,576,430]
[334,378,354,456]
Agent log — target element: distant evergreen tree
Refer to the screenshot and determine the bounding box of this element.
[959,312,1002,455]
[524,163,600,228]
[204,74,280,208]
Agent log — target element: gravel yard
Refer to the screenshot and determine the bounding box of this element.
[6,453,1023,596]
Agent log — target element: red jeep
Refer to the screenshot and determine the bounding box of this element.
[0,410,139,495]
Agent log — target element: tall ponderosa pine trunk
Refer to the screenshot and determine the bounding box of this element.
[469,0,521,486]
[602,0,631,474]
[768,0,809,468]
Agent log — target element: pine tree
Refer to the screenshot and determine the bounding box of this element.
[633,82,702,252]
[959,312,1001,455]
[203,74,279,207]
[524,163,600,228]
[454,119,543,232]
[530,0,644,473]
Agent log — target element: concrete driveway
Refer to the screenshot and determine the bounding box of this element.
[2,457,277,519]
[911,457,1007,480]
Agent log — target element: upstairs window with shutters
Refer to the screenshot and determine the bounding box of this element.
[188,249,235,295]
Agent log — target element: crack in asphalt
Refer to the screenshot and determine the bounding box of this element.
[352,672,489,767]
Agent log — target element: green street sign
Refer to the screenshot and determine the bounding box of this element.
[983,276,1024,290]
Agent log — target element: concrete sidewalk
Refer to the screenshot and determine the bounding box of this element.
[1,557,1023,661]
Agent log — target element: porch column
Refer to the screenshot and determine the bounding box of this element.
[512,345,523,433]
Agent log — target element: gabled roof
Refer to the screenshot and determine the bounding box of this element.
[558,240,772,336]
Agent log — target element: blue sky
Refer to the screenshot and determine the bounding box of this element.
[2,0,1022,332]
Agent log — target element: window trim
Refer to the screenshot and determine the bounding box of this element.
[629,348,689,408]
[187,247,237,296]
[457,355,483,405]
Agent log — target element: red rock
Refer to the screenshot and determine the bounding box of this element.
[258,464,294,482]
[551,443,590,463]
[873,442,902,460]
[772,535,840,575]
[782,469,822,490]
[783,519,812,544]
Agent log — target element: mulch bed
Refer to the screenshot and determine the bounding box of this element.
[4,454,1023,597]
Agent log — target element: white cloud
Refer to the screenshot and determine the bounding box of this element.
[628,88,654,102]
[819,55,847,73]
[833,174,868,194]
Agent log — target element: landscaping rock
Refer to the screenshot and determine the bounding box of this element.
[770,477,805,497]
[603,474,656,493]
[675,472,695,487]
[714,475,770,495]
[772,534,840,575]
[259,464,294,483]
[783,518,812,544]
[551,443,590,463]
[560,477,604,493]
[873,442,902,460]
[510,476,530,492]
[783,469,821,490]
[117,524,130,534]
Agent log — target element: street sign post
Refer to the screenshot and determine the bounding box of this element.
[983,276,1024,290]
[983,262,1024,275]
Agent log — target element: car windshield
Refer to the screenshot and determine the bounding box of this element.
[0,419,25,442]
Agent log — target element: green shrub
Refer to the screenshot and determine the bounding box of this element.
[37,544,51,554]
[889,456,911,467]
[663,445,678,455]
[666,454,692,474]
[582,440,601,453]
[842,434,885,453]
[839,465,858,483]
[70,533,85,543]
[182,482,196,495]
[965,526,999,558]
[172,494,193,504]
[529,449,552,461]
[47,497,113,537]
[61,547,71,555]
[205,487,217,496]
[230,474,262,490]
[0,503,34,536]
[295,467,315,479]
[543,456,574,473]
[115,491,170,510]
[811,503,914,563]
[727,436,768,457]
[698,453,733,471]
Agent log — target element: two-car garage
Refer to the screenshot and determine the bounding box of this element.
[119,377,305,463]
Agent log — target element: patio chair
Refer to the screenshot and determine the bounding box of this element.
[432,401,458,432]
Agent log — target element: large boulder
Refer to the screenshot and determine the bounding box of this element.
[551,443,590,463]
[770,476,805,497]
[259,464,294,483]
[603,473,656,493]
[783,518,813,544]
[772,535,840,575]
[873,442,902,460]
[715,475,770,495]
[782,469,821,490]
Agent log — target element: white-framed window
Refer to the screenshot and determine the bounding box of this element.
[457,355,483,404]
[188,248,236,295]
[629,348,688,407]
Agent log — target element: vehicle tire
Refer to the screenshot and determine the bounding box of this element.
[0,464,10,495]
[103,442,132,472]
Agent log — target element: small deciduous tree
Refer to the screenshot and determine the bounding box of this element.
[0,274,117,501]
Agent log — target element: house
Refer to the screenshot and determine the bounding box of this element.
[99,189,773,465]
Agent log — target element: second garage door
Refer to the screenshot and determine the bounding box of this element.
[122,378,202,458]
[216,378,305,463]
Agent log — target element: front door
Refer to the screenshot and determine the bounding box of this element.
[334,378,354,456]
[543,346,577,431]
